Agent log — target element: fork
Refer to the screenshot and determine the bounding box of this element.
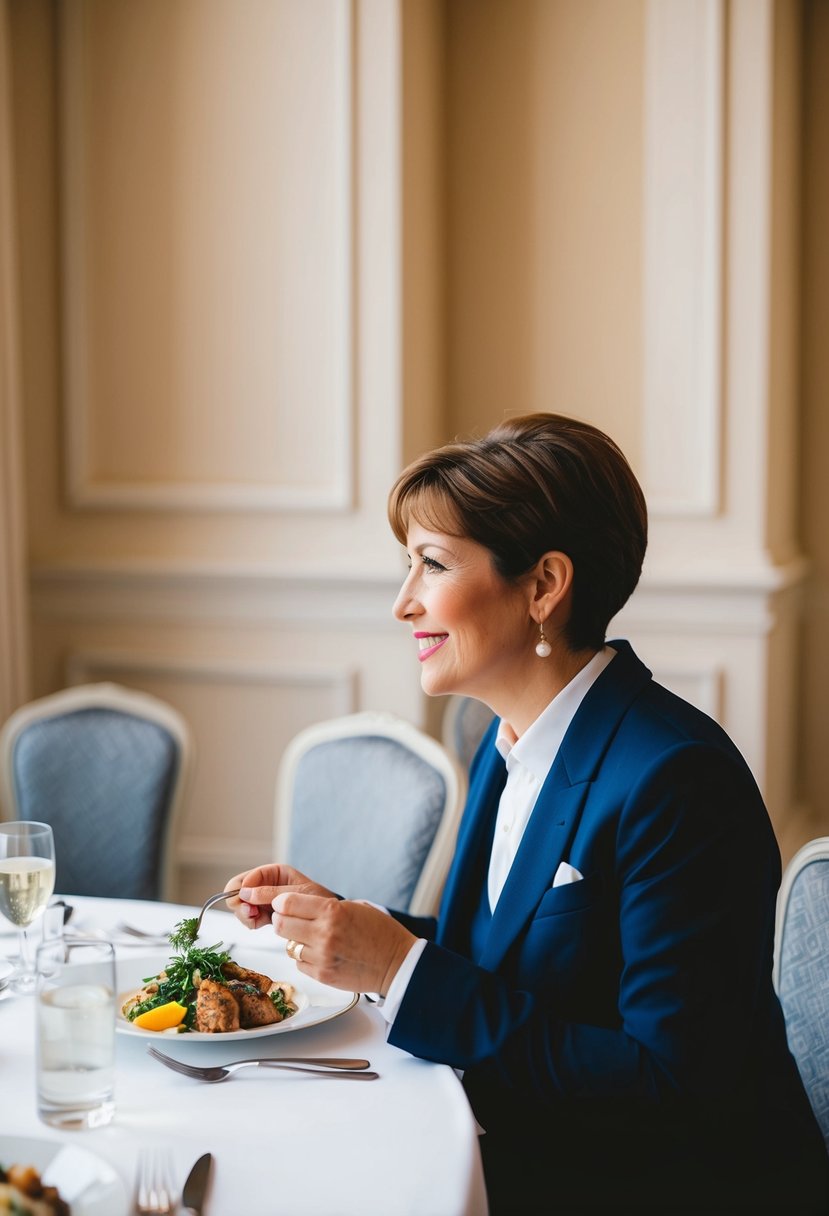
[190,887,242,939]
[115,923,172,945]
[115,885,241,948]
[119,889,243,948]
[147,1045,379,1082]
[134,1146,178,1215]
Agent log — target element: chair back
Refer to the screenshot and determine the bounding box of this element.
[0,682,192,901]
[442,695,496,771]
[773,836,829,1146]
[275,710,467,916]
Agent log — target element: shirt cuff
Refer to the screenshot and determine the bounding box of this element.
[375,937,428,1024]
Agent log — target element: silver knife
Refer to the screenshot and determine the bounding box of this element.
[182,1152,213,1215]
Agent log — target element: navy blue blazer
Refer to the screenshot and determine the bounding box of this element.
[389,641,827,1212]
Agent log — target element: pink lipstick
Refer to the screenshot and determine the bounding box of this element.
[414,631,449,662]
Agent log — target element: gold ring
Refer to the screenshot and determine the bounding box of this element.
[287,939,304,962]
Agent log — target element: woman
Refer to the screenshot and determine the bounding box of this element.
[226,414,828,1213]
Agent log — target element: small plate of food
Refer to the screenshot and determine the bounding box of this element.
[0,1136,128,1216]
[116,923,358,1041]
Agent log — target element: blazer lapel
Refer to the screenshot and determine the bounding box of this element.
[479,767,587,970]
[437,724,505,949]
[479,639,652,970]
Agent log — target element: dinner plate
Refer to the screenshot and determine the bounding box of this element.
[0,1135,128,1216]
[115,949,358,1042]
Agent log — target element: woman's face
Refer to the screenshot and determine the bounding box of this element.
[392,521,535,704]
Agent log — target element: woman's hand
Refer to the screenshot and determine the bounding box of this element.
[224,865,335,931]
[271,891,416,997]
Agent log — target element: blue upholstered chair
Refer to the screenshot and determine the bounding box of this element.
[0,683,192,901]
[773,836,829,1147]
[441,694,496,772]
[274,710,466,916]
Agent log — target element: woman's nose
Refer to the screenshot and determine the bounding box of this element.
[392,573,420,622]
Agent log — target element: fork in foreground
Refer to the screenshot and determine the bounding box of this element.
[134,1146,177,1215]
[147,1045,379,1082]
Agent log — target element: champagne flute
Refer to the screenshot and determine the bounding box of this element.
[0,821,56,992]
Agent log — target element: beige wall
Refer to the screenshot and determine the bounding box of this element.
[8,0,420,901]
[0,0,28,720]
[446,0,645,463]
[2,0,826,898]
[798,0,829,840]
[12,0,403,576]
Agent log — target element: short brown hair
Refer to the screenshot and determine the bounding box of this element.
[387,413,648,652]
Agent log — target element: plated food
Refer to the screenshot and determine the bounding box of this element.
[0,1138,127,1216]
[0,1162,68,1216]
[121,932,297,1034]
[116,911,358,1041]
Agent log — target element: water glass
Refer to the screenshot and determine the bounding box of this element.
[35,938,116,1130]
[41,902,67,944]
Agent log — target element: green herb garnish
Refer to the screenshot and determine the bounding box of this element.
[127,940,231,1030]
[168,916,199,951]
[270,987,295,1018]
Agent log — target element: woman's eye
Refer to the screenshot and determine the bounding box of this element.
[421,555,446,573]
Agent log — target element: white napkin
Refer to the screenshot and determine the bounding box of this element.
[43,1146,105,1202]
[552,861,584,887]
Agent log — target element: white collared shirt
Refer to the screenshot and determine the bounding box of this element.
[487,645,615,910]
[378,646,616,1024]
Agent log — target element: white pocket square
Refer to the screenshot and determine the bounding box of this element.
[552,861,584,888]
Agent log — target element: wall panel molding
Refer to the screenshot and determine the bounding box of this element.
[31,558,807,633]
[64,650,360,708]
[642,0,724,517]
[0,0,30,716]
[31,563,403,627]
[649,665,723,721]
[58,0,355,513]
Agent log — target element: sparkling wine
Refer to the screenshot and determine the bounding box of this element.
[0,856,56,927]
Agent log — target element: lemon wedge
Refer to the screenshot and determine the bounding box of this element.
[133,1000,188,1031]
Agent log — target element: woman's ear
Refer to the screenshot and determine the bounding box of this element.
[529,551,574,623]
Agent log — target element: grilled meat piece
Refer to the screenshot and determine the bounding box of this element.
[221,961,274,994]
[228,983,282,1028]
[0,1164,70,1216]
[195,977,240,1033]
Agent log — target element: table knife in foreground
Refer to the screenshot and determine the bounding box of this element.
[182,1152,213,1215]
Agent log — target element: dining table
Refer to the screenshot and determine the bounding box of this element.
[0,894,489,1215]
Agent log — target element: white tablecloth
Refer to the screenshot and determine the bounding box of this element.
[0,895,488,1215]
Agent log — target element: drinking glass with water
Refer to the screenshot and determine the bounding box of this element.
[35,937,116,1130]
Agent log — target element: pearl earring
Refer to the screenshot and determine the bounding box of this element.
[535,623,552,658]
